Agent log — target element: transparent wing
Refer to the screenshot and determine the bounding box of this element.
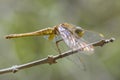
[58,25,94,53]
[77,38,94,55]
[58,25,104,70]
[82,30,104,43]
[66,53,86,70]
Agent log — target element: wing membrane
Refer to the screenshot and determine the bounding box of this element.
[58,25,94,54]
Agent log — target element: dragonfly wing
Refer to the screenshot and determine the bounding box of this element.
[76,38,94,55]
[83,30,104,43]
[58,25,77,49]
[58,25,95,69]
[58,25,94,55]
[66,53,86,70]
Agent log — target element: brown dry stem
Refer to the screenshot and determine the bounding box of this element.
[0,37,115,74]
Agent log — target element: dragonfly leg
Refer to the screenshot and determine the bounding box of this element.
[55,39,63,54]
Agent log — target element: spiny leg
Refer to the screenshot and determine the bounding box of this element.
[55,39,63,54]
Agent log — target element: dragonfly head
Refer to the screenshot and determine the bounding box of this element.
[75,27,85,37]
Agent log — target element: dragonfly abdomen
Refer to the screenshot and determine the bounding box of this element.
[5,27,56,39]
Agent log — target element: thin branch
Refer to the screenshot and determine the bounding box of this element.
[0,37,115,74]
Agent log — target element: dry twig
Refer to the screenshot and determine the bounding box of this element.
[0,38,115,74]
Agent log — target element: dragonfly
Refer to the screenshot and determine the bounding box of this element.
[6,23,105,70]
[5,23,104,54]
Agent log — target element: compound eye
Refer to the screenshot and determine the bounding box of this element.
[75,27,84,37]
[75,27,83,34]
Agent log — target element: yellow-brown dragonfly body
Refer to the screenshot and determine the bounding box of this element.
[6,23,100,54]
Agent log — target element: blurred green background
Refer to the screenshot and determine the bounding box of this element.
[0,0,119,80]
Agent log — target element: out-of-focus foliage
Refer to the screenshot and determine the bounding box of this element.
[0,0,119,80]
